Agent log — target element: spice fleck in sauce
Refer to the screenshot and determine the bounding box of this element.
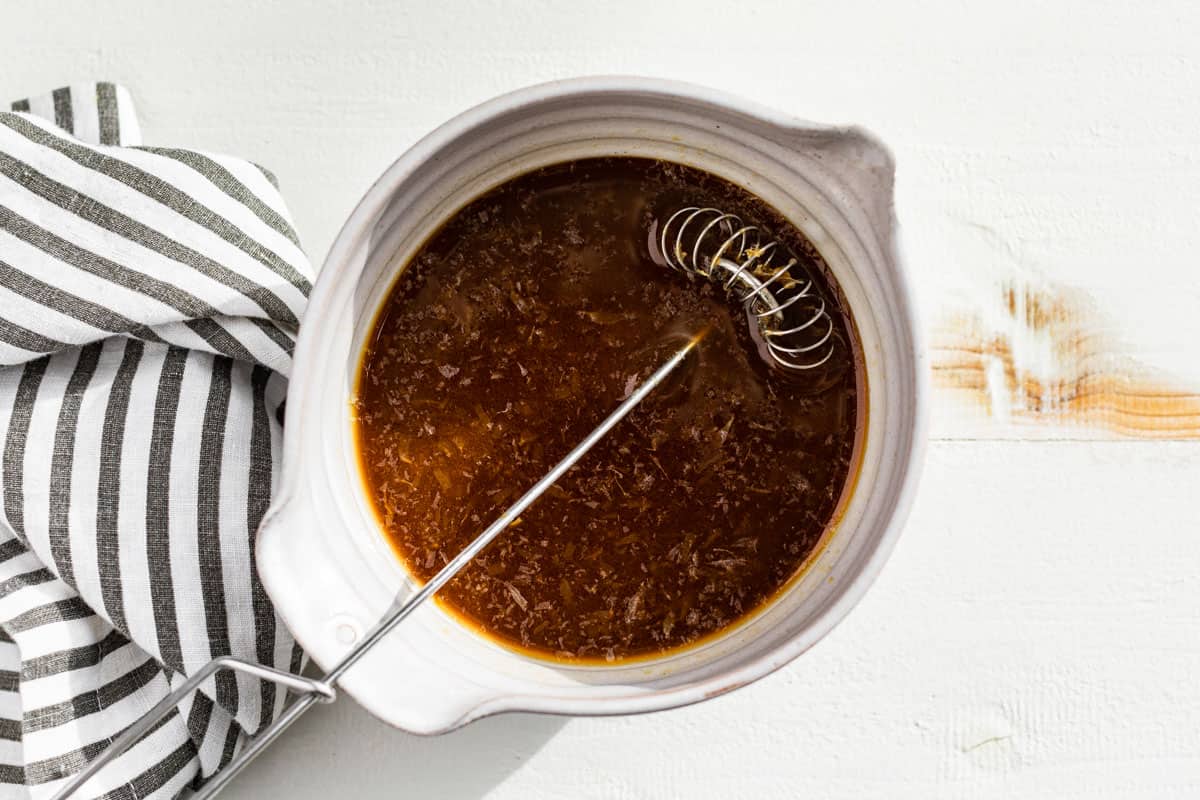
[354,158,864,663]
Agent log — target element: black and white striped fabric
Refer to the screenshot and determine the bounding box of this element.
[0,84,311,798]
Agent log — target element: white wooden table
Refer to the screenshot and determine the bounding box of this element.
[7,1,1199,797]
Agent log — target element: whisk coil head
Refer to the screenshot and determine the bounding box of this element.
[658,207,835,371]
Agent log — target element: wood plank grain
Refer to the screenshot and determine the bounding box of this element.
[930,279,1200,441]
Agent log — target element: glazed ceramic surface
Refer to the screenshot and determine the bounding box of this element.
[257,77,927,734]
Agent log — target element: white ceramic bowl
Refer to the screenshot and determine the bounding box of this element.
[258,76,927,734]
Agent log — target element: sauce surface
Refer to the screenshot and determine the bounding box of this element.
[354,158,863,663]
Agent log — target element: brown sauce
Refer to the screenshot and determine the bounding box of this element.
[353,157,864,663]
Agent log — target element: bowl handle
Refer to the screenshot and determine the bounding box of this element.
[777,124,898,260]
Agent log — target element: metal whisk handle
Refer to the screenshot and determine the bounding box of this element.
[51,337,703,800]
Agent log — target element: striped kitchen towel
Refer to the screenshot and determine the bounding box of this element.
[0,84,312,798]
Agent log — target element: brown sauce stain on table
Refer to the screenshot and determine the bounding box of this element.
[354,157,864,664]
[933,282,1200,438]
